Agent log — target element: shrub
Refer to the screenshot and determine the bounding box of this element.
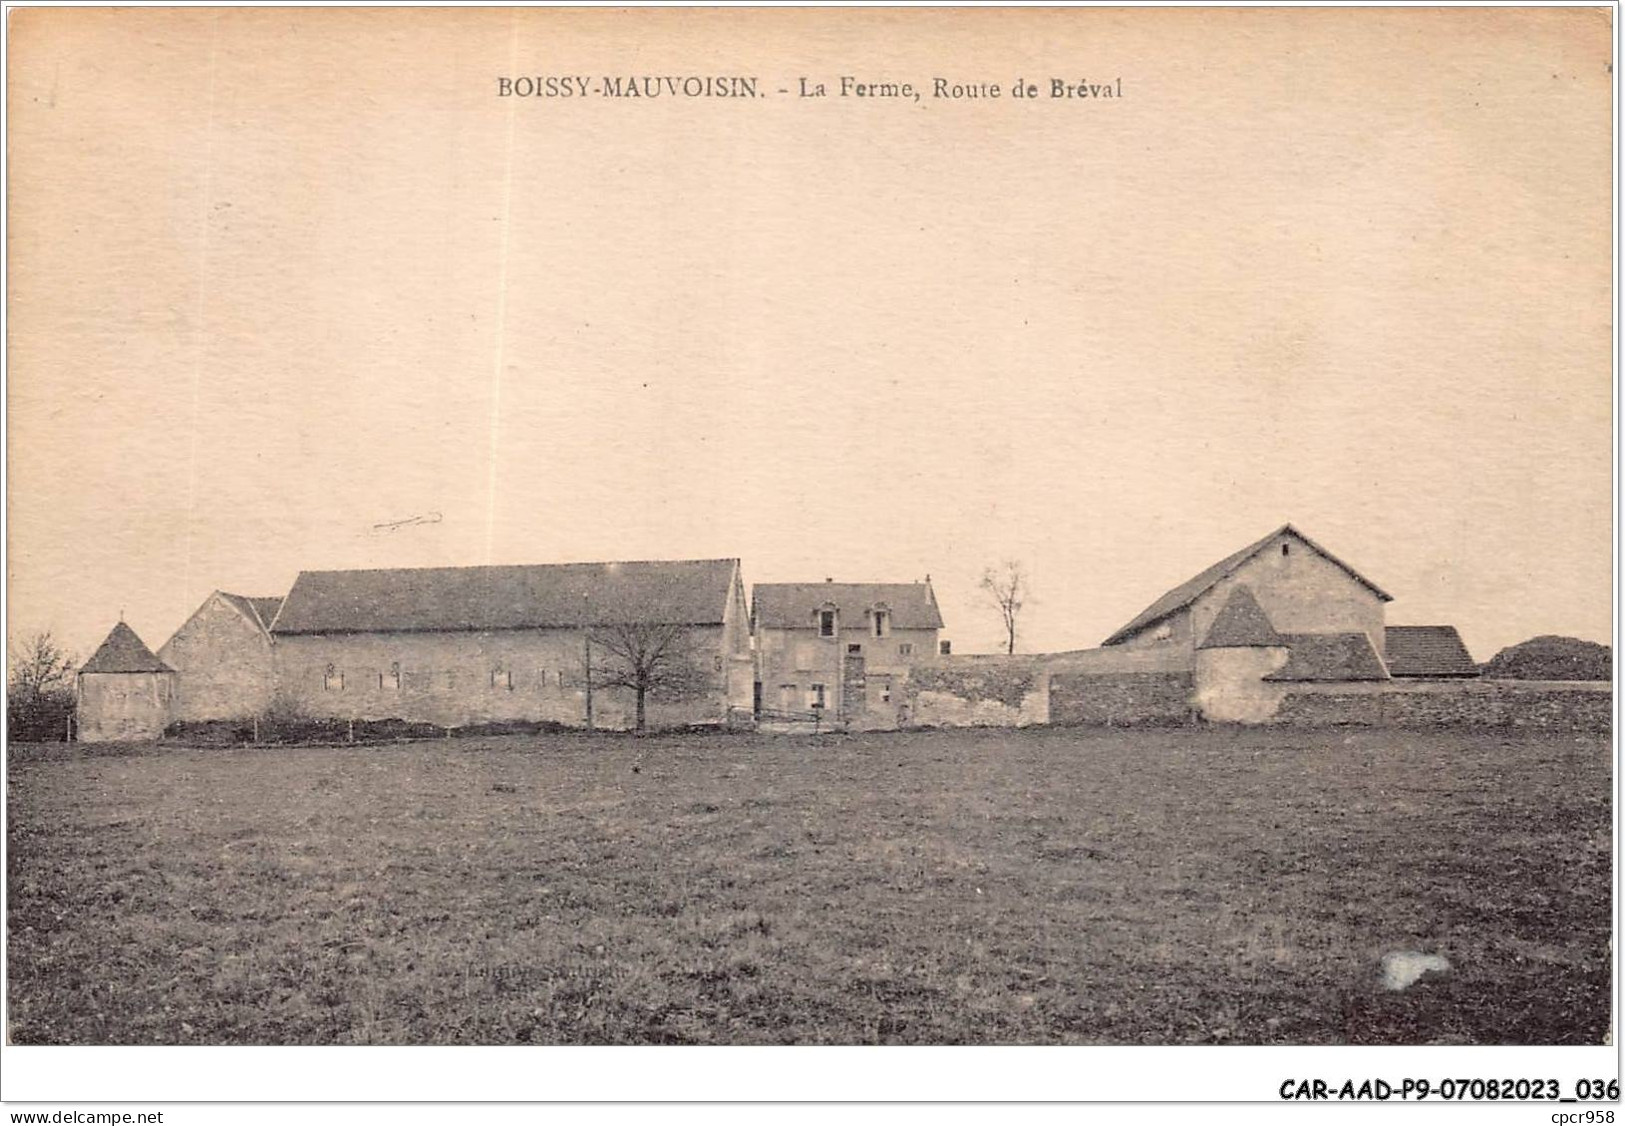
[8,687,75,743]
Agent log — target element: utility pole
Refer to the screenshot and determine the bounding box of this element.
[584,635,595,731]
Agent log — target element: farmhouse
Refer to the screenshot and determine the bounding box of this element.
[76,621,175,743]
[752,578,943,728]
[159,591,282,722]
[267,557,753,730]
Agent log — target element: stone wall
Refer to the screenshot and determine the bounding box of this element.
[1048,670,1197,726]
[898,645,1197,729]
[901,655,1049,727]
[1273,680,1611,732]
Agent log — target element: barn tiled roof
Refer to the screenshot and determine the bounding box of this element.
[1263,632,1390,682]
[1103,524,1393,646]
[217,592,284,634]
[752,581,944,630]
[1197,586,1285,649]
[1385,626,1478,678]
[80,622,172,674]
[271,558,738,635]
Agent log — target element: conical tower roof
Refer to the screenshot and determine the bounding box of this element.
[1197,586,1285,649]
[80,621,172,674]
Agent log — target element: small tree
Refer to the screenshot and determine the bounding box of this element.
[979,560,1028,656]
[8,631,78,741]
[586,622,711,735]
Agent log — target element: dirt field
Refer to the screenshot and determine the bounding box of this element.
[5,725,1611,1044]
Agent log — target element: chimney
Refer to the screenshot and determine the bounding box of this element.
[825,577,833,583]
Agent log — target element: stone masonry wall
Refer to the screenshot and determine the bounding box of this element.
[1273,680,1610,732]
[1048,671,1197,726]
[901,656,1049,727]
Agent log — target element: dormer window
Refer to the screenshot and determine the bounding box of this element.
[872,609,891,638]
[819,610,836,637]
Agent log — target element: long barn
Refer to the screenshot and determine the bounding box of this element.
[159,558,754,731]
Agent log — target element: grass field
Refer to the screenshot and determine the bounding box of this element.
[5,725,1612,1044]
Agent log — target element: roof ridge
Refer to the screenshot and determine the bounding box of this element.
[293,557,740,578]
[752,580,934,588]
[270,558,737,635]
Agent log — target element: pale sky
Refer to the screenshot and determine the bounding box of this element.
[7,8,1614,666]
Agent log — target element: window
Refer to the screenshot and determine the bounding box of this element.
[808,684,827,710]
[1152,623,1173,643]
[873,676,893,704]
[491,667,512,690]
[898,643,913,657]
[873,610,890,638]
[323,663,344,692]
[714,655,724,673]
[819,610,836,637]
[1281,542,1291,557]
[380,662,401,691]
[939,640,952,656]
[847,644,862,654]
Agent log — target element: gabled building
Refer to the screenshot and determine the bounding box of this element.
[1098,523,1482,722]
[751,579,943,728]
[76,621,175,742]
[158,591,283,722]
[1103,524,1394,668]
[267,557,753,730]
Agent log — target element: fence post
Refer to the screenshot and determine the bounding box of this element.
[348,718,355,744]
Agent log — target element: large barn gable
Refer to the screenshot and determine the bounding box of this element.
[752,581,944,631]
[1103,524,1392,646]
[271,558,739,636]
[81,622,172,674]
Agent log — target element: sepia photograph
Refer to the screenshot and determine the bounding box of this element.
[3,2,1616,1109]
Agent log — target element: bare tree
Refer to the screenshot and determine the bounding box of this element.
[586,622,711,735]
[8,631,78,741]
[979,561,1028,656]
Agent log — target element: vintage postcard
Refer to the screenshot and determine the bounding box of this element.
[4,4,1615,1109]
